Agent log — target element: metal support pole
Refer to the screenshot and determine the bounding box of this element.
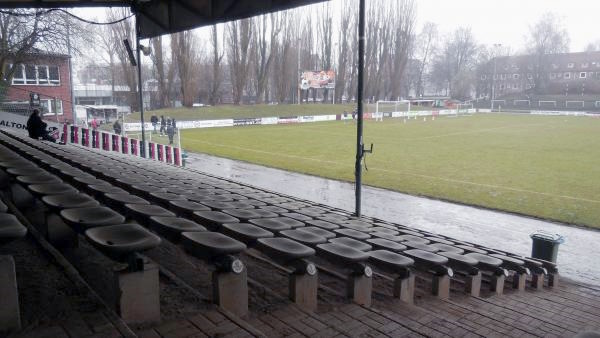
[136,18,147,158]
[354,0,366,217]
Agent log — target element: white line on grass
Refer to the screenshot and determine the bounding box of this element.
[184,138,600,205]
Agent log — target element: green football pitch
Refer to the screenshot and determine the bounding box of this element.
[175,113,600,228]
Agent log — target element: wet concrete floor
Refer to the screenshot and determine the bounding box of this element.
[186,152,600,286]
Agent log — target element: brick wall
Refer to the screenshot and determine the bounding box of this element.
[5,55,73,123]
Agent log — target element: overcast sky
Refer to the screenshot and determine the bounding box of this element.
[73,0,600,56]
[414,0,599,52]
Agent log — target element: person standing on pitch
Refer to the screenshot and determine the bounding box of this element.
[151,114,158,133]
[113,120,122,135]
[160,115,166,136]
[166,119,175,145]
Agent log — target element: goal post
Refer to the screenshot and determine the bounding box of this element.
[374,100,412,121]
[456,103,474,116]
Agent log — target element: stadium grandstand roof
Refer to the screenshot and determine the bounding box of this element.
[0,0,328,38]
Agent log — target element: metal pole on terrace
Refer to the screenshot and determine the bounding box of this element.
[135,15,147,158]
[354,0,366,217]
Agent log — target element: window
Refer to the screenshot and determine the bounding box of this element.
[567,62,574,68]
[499,84,505,90]
[11,64,60,85]
[549,73,556,79]
[513,84,518,89]
[12,64,24,84]
[37,66,49,84]
[513,74,520,79]
[481,74,487,80]
[48,66,59,84]
[503,65,509,70]
[493,74,498,80]
[500,74,506,80]
[564,72,571,79]
[582,62,589,68]
[40,99,63,115]
[596,72,600,78]
[580,72,587,78]
[527,73,533,79]
[557,72,562,78]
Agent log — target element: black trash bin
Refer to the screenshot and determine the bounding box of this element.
[530,231,564,263]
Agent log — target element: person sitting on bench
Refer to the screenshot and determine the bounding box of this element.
[26,109,55,142]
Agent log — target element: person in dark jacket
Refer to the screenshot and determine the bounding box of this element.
[113,120,122,135]
[150,114,158,133]
[166,119,174,145]
[26,109,55,141]
[159,115,166,136]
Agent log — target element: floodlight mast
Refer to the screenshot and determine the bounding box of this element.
[135,15,147,157]
[354,0,366,217]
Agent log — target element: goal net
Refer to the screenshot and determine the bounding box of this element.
[455,103,474,116]
[374,100,412,121]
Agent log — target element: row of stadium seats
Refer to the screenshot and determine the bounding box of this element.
[0,129,558,327]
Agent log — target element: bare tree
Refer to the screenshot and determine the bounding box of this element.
[227,19,252,105]
[387,0,416,99]
[208,25,224,105]
[525,12,569,93]
[415,22,437,97]
[317,3,333,102]
[107,8,138,111]
[334,1,355,103]
[172,30,198,107]
[149,35,175,108]
[272,13,297,103]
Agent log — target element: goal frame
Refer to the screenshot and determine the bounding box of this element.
[375,100,412,120]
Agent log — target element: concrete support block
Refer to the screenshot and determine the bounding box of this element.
[393,274,415,304]
[531,274,545,290]
[347,274,372,307]
[465,272,482,297]
[289,272,318,312]
[490,275,505,296]
[114,262,160,325]
[432,274,450,299]
[512,272,527,291]
[548,273,559,288]
[0,256,21,333]
[212,269,248,317]
[46,213,78,248]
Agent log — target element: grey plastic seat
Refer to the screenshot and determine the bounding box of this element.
[257,237,315,263]
[343,220,373,228]
[437,251,479,274]
[329,237,372,252]
[396,229,425,237]
[149,192,187,205]
[249,217,304,232]
[0,213,28,245]
[241,199,266,207]
[201,201,239,210]
[464,252,503,268]
[369,250,414,273]
[403,241,438,252]
[280,229,327,247]
[490,253,529,273]
[88,184,128,196]
[221,222,274,245]
[28,183,78,196]
[317,213,349,223]
[398,235,430,244]
[305,219,339,230]
[103,193,150,211]
[149,216,206,242]
[182,232,246,260]
[124,203,175,220]
[370,232,403,242]
[366,238,407,252]
[258,205,289,214]
[278,201,310,210]
[193,211,240,228]
[6,167,45,176]
[425,236,455,245]
[42,193,99,210]
[222,209,278,221]
[403,249,448,266]
[457,245,488,254]
[298,227,336,239]
[296,207,327,217]
[73,175,109,187]
[169,200,211,216]
[0,199,7,213]
[16,174,61,185]
[370,227,399,235]
[316,243,370,266]
[60,207,126,233]
[429,243,464,254]
[85,223,161,261]
[334,228,371,240]
[281,212,314,222]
